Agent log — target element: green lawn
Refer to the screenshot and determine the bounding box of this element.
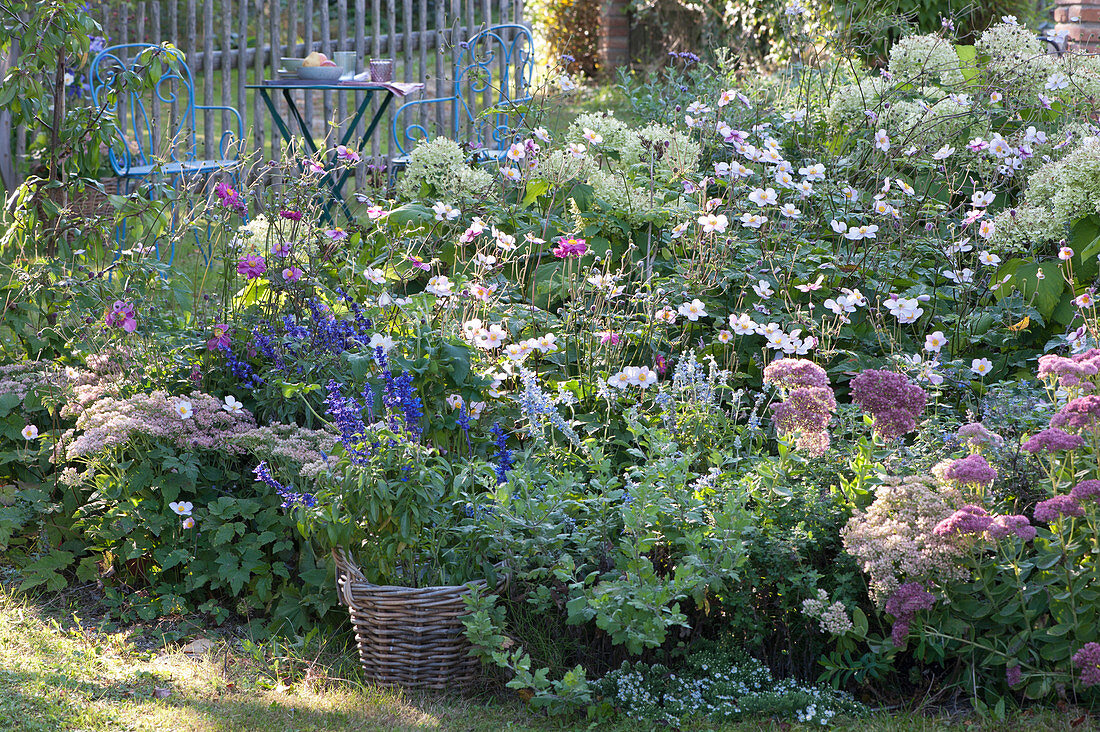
[0,584,1095,731]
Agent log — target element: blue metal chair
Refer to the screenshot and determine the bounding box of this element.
[392,24,534,159]
[89,43,244,182]
[88,43,244,265]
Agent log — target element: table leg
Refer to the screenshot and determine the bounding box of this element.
[325,92,397,216]
[259,89,295,150]
[317,91,394,222]
[280,89,320,157]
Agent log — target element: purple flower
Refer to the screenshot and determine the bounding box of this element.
[280,209,303,221]
[772,387,836,435]
[206,323,230,351]
[271,241,293,257]
[1033,495,1084,523]
[884,582,935,648]
[956,422,1004,450]
[945,454,997,488]
[104,300,137,332]
[552,236,588,258]
[1070,479,1100,503]
[763,358,829,390]
[1073,642,1100,687]
[254,461,315,509]
[850,369,926,440]
[335,145,361,163]
[236,253,266,279]
[933,504,993,537]
[282,267,303,282]
[987,514,1036,541]
[1006,665,1022,687]
[408,256,430,271]
[324,227,348,242]
[213,180,247,216]
[1050,395,1100,431]
[1022,428,1086,454]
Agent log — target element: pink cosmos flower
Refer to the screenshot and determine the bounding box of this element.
[206,324,230,351]
[236,253,266,279]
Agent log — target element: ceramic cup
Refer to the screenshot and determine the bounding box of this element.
[369,58,393,82]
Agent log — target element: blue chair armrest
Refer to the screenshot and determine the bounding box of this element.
[391,95,459,156]
[195,104,245,159]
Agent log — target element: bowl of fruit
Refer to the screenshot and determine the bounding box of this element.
[297,52,343,80]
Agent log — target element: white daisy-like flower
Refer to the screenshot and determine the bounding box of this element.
[175,400,193,420]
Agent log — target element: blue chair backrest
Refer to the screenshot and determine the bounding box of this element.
[393,24,534,156]
[88,43,242,176]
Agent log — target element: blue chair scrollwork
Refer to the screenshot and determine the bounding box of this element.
[392,24,534,160]
[88,43,244,265]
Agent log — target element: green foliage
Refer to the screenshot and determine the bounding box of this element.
[527,0,600,77]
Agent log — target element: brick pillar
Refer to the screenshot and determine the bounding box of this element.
[1055,1,1100,53]
[599,0,630,73]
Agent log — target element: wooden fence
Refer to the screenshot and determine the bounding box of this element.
[0,0,527,189]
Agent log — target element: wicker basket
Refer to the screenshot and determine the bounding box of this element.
[333,548,495,691]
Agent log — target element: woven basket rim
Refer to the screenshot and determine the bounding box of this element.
[332,547,506,595]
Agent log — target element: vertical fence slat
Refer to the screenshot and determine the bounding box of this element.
[221,0,232,155]
[253,0,265,164]
[237,0,248,172]
[386,0,396,156]
[355,0,367,174]
[417,0,426,136]
[203,0,214,159]
[185,0,196,157]
[371,0,380,159]
[118,2,129,150]
[320,0,331,141]
[434,0,444,139]
[287,0,298,158]
[270,0,282,162]
[451,0,460,139]
[304,0,314,138]
[136,1,146,43]
[337,0,348,152]
[0,23,18,189]
[465,0,474,142]
[150,2,162,154]
[403,0,412,134]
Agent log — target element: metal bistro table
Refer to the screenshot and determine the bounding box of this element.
[248,78,424,220]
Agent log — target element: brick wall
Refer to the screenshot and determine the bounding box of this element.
[1055,1,1100,52]
[598,0,630,73]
